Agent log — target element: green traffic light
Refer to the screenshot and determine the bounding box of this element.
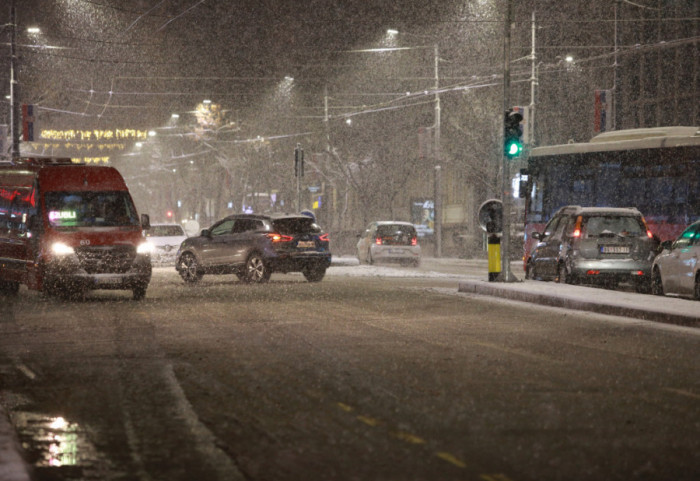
[506,141,522,157]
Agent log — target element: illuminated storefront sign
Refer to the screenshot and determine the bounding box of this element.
[40,129,148,141]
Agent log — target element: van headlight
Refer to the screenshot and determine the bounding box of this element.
[137,241,155,255]
[51,242,75,256]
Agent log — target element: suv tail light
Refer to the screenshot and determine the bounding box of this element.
[319,233,329,242]
[411,236,417,246]
[572,216,582,238]
[266,233,293,243]
[375,237,382,245]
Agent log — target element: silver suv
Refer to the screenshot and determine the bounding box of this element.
[526,206,658,291]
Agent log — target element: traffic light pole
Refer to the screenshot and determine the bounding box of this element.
[500,0,515,282]
[294,143,304,212]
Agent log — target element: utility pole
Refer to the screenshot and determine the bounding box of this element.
[500,0,515,282]
[433,43,442,258]
[294,143,304,212]
[612,0,619,130]
[10,0,21,161]
[529,10,537,146]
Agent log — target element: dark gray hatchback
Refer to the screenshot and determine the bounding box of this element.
[526,206,659,291]
[176,213,331,284]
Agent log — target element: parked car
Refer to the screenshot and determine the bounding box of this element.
[525,206,658,291]
[356,221,421,267]
[144,223,188,265]
[651,220,700,300]
[175,213,331,284]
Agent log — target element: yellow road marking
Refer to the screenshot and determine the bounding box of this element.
[336,402,354,412]
[481,474,514,481]
[357,415,381,427]
[435,451,466,468]
[391,430,426,445]
[663,388,700,400]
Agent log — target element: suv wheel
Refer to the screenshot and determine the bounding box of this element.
[525,260,535,280]
[303,266,326,282]
[557,263,570,284]
[244,252,270,283]
[179,253,203,284]
[651,267,664,296]
[0,280,19,295]
[132,285,147,300]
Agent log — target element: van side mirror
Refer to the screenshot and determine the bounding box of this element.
[531,231,543,241]
[140,213,151,230]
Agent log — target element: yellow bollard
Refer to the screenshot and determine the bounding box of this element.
[487,235,501,281]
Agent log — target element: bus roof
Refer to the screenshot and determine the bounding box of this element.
[530,126,700,157]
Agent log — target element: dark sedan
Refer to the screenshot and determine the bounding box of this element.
[176,213,331,284]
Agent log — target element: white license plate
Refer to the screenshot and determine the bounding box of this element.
[601,245,630,254]
[297,241,315,248]
[97,277,122,285]
[388,248,406,254]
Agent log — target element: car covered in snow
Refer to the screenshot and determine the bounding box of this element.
[526,206,658,291]
[651,220,700,300]
[144,223,188,265]
[356,221,421,267]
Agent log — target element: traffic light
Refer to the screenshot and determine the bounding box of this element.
[504,109,524,158]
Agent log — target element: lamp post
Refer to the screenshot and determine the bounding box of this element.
[501,0,515,282]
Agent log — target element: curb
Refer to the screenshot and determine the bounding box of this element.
[457,279,700,327]
[0,405,31,481]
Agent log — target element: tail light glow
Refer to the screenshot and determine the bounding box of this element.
[411,236,417,246]
[586,270,600,275]
[266,233,293,243]
[319,233,329,242]
[375,237,383,245]
[646,230,653,239]
[572,216,582,238]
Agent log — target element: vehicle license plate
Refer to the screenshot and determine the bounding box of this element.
[601,245,629,254]
[297,241,315,248]
[97,276,122,285]
[388,248,406,254]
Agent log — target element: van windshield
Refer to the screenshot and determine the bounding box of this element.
[45,191,140,229]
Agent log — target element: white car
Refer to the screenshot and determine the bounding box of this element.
[144,223,188,265]
[356,221,421,267]
[651,220,700,300]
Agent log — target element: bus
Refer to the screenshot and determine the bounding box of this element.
[520,126,700,269]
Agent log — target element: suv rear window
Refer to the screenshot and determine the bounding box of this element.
[582,215,645,238]
[272,217,322,235]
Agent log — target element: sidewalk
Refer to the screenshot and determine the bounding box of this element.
[458,278,700,327]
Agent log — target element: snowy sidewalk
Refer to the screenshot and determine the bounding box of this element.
[458,278,700,327]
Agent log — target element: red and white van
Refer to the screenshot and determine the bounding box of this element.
[0,158,152,299]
